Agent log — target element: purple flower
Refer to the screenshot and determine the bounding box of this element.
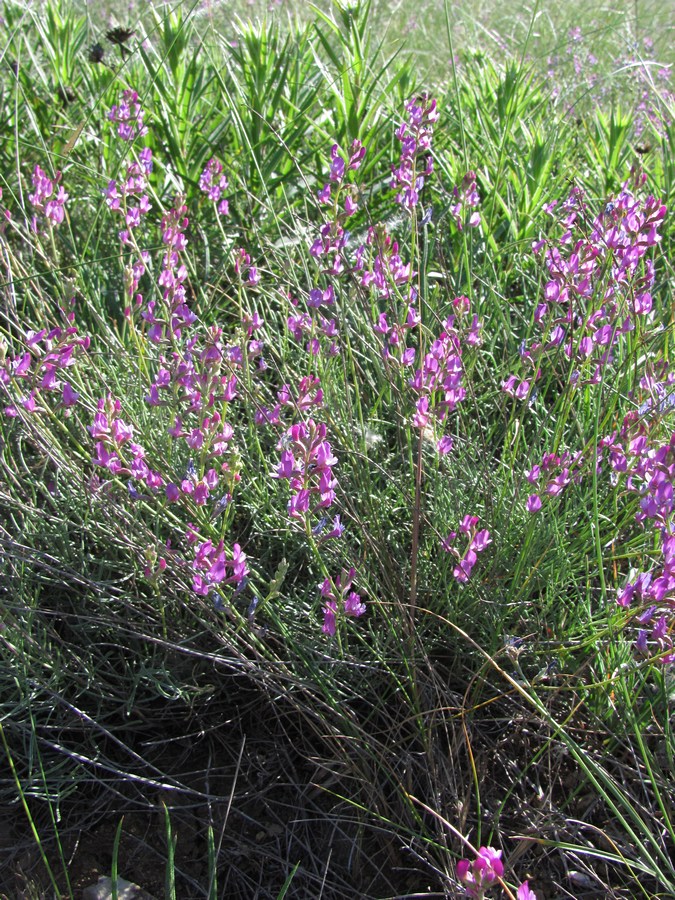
[93,441,121,473]
[457,847,504,897]
[443,516,490,582]
[526,494,542,513]
[323,515,345,540]
[329,145,345,182]
[471,529,492,552]
[111,418,134,445]
[62,382,79,407]
[29,165,68,227]
[437,435,454,455]
[460,515,479,534]
[199,157,229,210]
[451,171,481,229]
[192,539,248,598]
[348,139,366,170]
[391,94,438,210]
[322,600,337,635]
[319,569,365,634]
[344,590,366,617]
[108,89,148,142]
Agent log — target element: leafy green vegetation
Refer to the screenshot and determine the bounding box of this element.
[1,1,674,897]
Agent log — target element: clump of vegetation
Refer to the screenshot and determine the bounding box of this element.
[1,1,674,897]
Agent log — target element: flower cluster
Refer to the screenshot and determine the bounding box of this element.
[456,846,503,898]
[234,247,260,286]
[145,322,254,516]
[1,307,87,417]
[442,515,491,583]
[190,535,248,599]
[450,171,481,229]
[277,373,323,414]
[603,413,675,662]
[199,157,229,215]
[524,448,585,512]
[103,148,153,317]
[361,97,442,371]
[391,93,438,209]
[635,360,675,422]
[457,847,537,898]
[273,418,339,524]
[28,165,68,228]
[409,297,482,454]
[317,141,365,210]
[159,200,194,340]
[286,142,364,360]
[108,89,148,142]
[501,371,536,402]
[357,227,414,300]
[504,176,665,397]
[89,394,163,492]
[372,301,419,367]
[255,372,323,429]
[265,141,375,632]
[268,382,352,633]
[96,89,252,606]
[286,299,338,358]
[519,343,675,664]
[311,139,365,275]
[320,567,365,636]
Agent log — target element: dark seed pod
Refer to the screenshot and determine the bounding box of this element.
[87,42,105,64]
[106,27,135,47]
[57,84,76,105]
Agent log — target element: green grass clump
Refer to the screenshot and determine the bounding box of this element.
[1,1,675,898]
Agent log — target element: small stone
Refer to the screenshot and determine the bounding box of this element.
[82,875,155,900]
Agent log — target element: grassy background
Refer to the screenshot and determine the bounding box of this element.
[1,0,674,898]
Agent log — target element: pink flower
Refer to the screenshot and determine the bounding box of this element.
[437,435,454,455]
[344,590,366,617]
[526,494,542,513]
[517,881,537,900]
[329,145,345,182]
[501,374,518,395]
[62,382,79,407]
[457,847,503,897]
[93,442,121,473]
[391,94,438,210]
[29,165,68,227]
[634,291,652,314]
[319,569,365,634]
[108,90,147,142]
[460,515,479,534]
[322,515,345,540]
[199,158,229,209]
[471,529,491,552]
[322,599,337,635]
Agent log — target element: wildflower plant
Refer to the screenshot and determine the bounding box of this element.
[2,5,675,898]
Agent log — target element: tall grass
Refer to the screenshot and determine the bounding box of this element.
[1,0,675,897]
